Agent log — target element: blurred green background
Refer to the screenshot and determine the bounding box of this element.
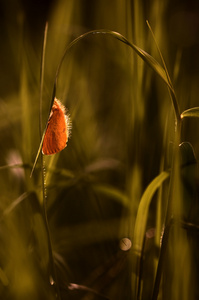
[0,0,199,299]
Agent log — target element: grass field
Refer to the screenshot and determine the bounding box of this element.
[0,0,199,299]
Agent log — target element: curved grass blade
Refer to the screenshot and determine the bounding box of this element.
[179,141,197,166]
[181,107,199,119]
[92,184,129,207]
[0,163,30,172]
[52,29,174,102]
[133,171,170,254]
[106,30,173,90]
[2,192,31,217]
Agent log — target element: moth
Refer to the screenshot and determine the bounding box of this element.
[42,98,71,155]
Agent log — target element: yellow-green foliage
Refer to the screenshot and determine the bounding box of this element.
[0,0,199,299]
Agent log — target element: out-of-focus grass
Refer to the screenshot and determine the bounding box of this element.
[0,0,199,299]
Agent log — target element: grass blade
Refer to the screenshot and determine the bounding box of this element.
[132,171,169,299]
[181,107,199,119]
[30,23,48,178]
[52,29,175,103]
[146,20,180,122]
[133,171,169,254]
[92,184,129,207]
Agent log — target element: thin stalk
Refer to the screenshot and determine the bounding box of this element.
[151,218,174,300]
[39,23,61,299]
[151,118,182,300]
[137,236,146,300]
[165,119,182,225]
[39,23,48,140]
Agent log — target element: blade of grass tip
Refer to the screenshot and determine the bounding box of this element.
[146,21,172,87]
[146,20,181,123]
[104,30,173,90]
[181,107,199,119]
[30,23,49,178]
[39,23,48,141]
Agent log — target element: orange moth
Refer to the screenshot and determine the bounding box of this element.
[42,98,71,155]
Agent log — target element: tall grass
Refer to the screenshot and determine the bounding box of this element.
[0,0,199,299]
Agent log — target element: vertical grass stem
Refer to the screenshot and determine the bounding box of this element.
[39,23,61,300]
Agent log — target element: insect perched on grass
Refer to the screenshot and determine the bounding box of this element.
[42,98,71,155]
